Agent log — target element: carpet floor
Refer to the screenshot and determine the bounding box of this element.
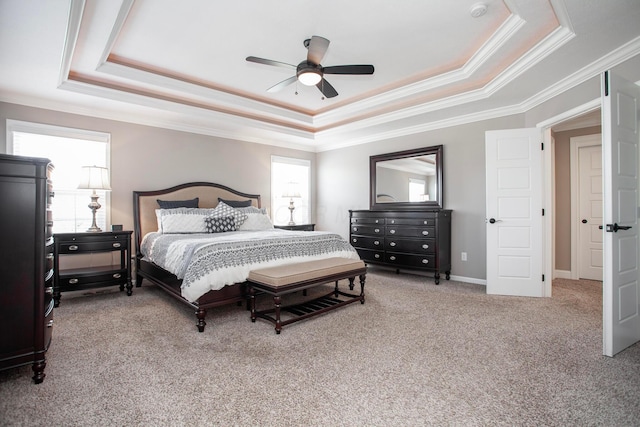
[1,269,639,426]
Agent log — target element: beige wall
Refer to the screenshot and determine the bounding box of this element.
[0,102,316,233]
[553,126,601,272]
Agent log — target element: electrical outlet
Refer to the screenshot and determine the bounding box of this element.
[461,252,467,261]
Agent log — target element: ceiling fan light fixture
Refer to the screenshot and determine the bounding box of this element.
[297,69,322,86]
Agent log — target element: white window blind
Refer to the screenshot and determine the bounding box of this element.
[271,156,311,225]
[7,120,111,233]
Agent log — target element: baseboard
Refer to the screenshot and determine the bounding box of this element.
[449,275,486,286]
[554,269,572,279]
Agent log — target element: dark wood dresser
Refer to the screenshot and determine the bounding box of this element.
[0,154,54,383]
[349,209,452,284]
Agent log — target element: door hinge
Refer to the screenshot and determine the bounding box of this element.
[542,208,545,216]
[542,274,545,282]
[604,71,609,96]
[541,142,544,150]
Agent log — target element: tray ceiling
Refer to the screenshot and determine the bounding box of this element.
[1,0,640,151]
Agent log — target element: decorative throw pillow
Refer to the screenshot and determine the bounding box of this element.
[211,201,248,227]
[204,215,236,233]
[155,208,216,233]
[157,197,199,209]
[217,198,252,208]
[238,212,274,231]
[236,206,268,215]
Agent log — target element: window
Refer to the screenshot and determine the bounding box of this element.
[7,120,111,233]
[409,178,427,202]
[271,156,311,225]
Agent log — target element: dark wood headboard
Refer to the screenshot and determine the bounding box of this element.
[133,182,261,254]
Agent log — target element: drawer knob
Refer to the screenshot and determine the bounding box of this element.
[45,287,53,296]
[113,273,122,279]
[353,227,358,232]
[47,319,54,328]
[422,244,429,249]
[68,278,79,284]
[389,256,396,261]
[423,220,428,224]
[374,240,380,245]
[352,238,357,243]
[422,230,429,236]
[390,242,396,247]
[113,242,121,248]
[46,253,54,260]
[69,245,79,251]
[422,259,429,264]
[375,219,380,223]
[374,228,380,233]
[390,220,395,224]
[389,229,396,234]
[374,254,380,259]
[49,191,55,198]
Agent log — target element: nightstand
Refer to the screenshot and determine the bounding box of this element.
[53,230,133,306]
[274,224,315,231]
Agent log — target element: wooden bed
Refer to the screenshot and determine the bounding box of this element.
[133,182,261,332]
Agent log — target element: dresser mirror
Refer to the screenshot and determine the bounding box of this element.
[370,145,443,210]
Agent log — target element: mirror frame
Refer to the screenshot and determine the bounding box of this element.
[370,144,443,210]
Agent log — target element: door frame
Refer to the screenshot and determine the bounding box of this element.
[570,134,603,280]
[538,99,602,284]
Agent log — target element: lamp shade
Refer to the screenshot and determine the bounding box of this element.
[282,182,301,198]
[78,166,111,190]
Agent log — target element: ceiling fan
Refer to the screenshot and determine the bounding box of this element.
[246,35,374,98]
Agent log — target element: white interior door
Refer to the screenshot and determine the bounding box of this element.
[602,71,640,357]
[486,128,545,297]
[578,140,603,280]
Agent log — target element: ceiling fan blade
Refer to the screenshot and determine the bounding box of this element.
[316,78,338,98]
[246,56,296,70]
[267,76,297,93]
[307,35,330,65]
[323,65,375,75]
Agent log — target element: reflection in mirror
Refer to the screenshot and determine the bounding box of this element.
[375,154,436,203]
[370,145,443,210]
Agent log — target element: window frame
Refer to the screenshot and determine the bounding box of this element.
[270,155,311,226]
[6,119,112,232]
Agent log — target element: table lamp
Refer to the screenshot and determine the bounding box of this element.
[282,182,301,226]
[78,165,111,232]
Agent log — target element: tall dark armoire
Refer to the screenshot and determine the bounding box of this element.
[0,154,55,383]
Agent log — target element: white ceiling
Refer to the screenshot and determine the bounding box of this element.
[1,0,640,151]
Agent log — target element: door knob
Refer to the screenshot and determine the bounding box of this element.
[488,218,501,224]
[606,223,632,232]
[581,219,587,224]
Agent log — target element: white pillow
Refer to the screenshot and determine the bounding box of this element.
[155,208,216,233]
[238,212,274,231]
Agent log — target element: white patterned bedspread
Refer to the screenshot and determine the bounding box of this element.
[141,229,360,302]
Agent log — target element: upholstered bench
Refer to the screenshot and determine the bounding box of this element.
[247,257,367,334]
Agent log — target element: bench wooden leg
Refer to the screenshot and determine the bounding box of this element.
[359,274,366,304]
[348,277,355,290]
[274,295,282,334]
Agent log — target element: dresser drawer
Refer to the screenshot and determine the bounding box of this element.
[351,235,384,250]
[385,238,435,254]
[351,216,385,225]
[44,299,54,350]
[386,218,435,226]
[58,267,128,290]
[386,226,435,238]
[385,252,436,269]
[354,248,384,263]
[351,224,384,236]
[58,240,126,253]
